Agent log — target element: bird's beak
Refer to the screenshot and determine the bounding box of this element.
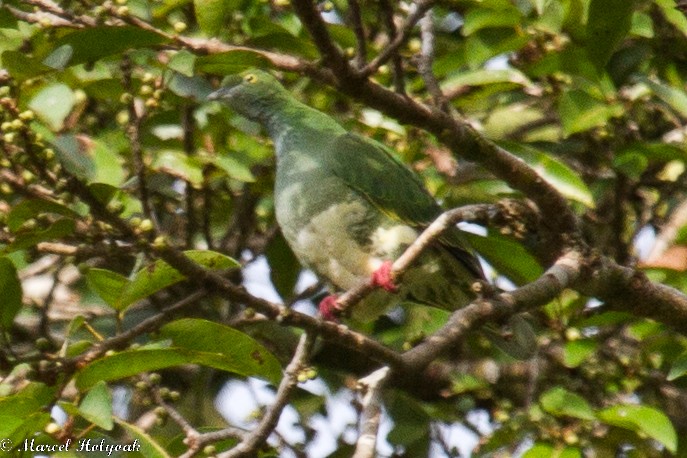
[207,87,229,101]
[207,74,243,101]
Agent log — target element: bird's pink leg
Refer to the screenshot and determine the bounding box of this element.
[371,260,398,292]
[318,295,341,321]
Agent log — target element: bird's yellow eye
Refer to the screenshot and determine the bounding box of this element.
[244,74,257,83]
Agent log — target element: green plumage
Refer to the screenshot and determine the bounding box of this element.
[209,69,483,321]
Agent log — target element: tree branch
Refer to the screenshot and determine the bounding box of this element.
[218,333,316,458]
[359,0,435,78]
[378,0,406,94]
[401,249,585,370]
[352,366,390,458]
[418,9,449,111]
[290,0,351,78]
[347,0,367,68]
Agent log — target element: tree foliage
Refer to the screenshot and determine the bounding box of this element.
[2,0,687,456]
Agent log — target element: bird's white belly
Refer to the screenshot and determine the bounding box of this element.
[290,201,418,290]
[292,201,374,289]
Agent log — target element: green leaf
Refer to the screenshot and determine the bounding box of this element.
[483,315,538,360]
[214,152,256,182]
[465,232,543,285]
[42,44,74,70]
[7,219,76,252]
[462,6,522,35]
[558,89,623,136]
[540,387,595,420]
[586,0,636,71]
[654,0,687,35]
[79,381,114,430]
[563,339,597,368]
[0,257,22,329]
[28,83,76,131]
[613,150,648,180]
[247,17,318,59]
[76,341,280,390]
[91,140,126,186]
[88,183,120,206]
[630,12,654,38]
[50,26,166,66]
[0,8,18,28]
[87,269,130,310]
[523,444,582,458]
[523,443,553,458]
[75,349,196,390]
[117,250,239,309]
[160,318,282,383]
[441,68,535,91]
[597,404,677,453]
[52,134,96,180]
[503,142,595,207]
[7,199,79,232]
[168,50,196,77]
[667,351,687,381]
[1,51,52,80]
[195,0,232,36]
[195,50,270,75]
[265,232,300,298]
[152,150,204,186]
[638,76,687,118]
[0,383,56,438]
[115,418,172,458]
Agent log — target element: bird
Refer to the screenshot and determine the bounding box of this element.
[208,69,484,322]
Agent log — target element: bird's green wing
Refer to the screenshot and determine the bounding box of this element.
[327,133,441,224]
[327,133,483,278]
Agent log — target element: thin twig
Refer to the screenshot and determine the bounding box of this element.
[121,56,156,227]
[378,0,406,94]
[3,4,80,28]
[347,0,368,68]
[352,366,390,458]
[418,9,449,111]
[290,0,350,78]
[359,0,434,78]
[401,249,585,370]
[218,333,316,458]
[646,199,687,262]
[64,290,208,368]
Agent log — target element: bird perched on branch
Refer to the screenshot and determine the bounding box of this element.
[208,69,484,321]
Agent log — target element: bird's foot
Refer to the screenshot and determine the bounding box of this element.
[318,295,341,321]
[371,261,398,293]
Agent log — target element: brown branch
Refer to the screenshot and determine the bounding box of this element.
[378,0,406,94]
[151,383,199,440]
[646,199,687,262]
[64,290,208,370]
[347,0,368,68]
[401,249,585,371]
[150,244,404,368]
[3,4,81,28]
[290,0,350,78]
[591,260,687,331]
[418,9,449,111]
[22,0,95,26]
[218,333,316,458]
[352,366,390,458]
[121,57,156,227]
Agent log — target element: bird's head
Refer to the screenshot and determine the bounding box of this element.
[207,69,290,121]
